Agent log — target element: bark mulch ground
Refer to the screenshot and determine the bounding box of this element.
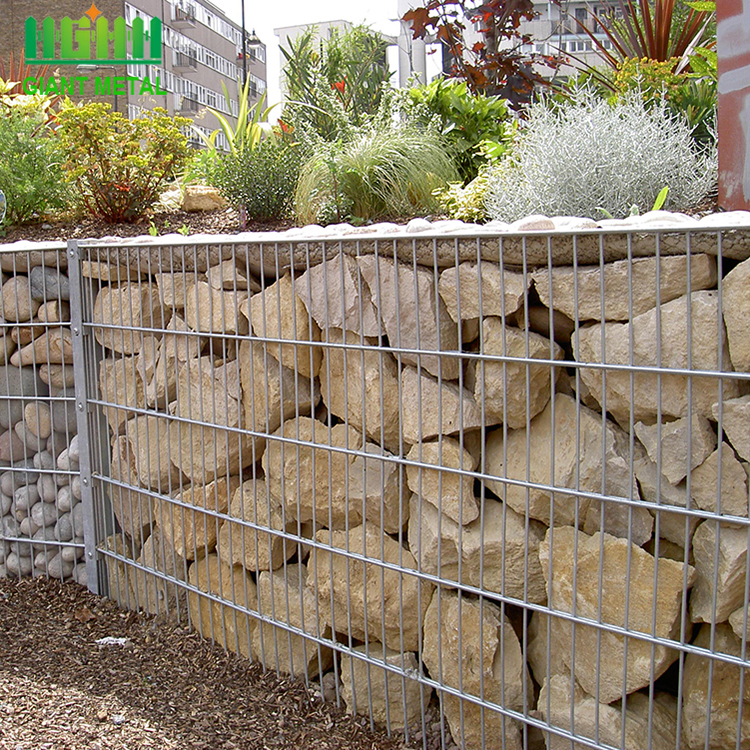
[0,577,421,750]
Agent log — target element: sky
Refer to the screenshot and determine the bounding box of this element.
[214,0,425,104]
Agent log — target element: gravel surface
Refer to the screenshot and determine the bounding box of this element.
[0,577,425,750]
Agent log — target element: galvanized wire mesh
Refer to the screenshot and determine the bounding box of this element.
[3,223,750,750]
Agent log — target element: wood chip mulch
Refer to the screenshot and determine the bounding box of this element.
[0,577,412,750]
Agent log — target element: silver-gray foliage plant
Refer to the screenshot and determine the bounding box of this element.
[484,88,717,222]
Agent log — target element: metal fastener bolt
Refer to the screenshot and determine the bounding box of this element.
[82,477,89,486]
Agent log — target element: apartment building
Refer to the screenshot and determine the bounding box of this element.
[2,0,267,148]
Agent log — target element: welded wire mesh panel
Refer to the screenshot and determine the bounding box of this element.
[75,224,750,750]
[0,247,87,584]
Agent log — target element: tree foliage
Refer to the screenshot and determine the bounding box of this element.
[402,0,558,104]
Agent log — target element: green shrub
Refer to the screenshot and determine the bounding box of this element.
[0,108,70,224]
[212,137,303,221]
[56,102,191,223]
[295,125,459,225]
[435,169,491,223]
[484,89,716,222]
[406,78,515,183]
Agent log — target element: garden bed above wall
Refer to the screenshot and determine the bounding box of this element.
[1,211,750,750]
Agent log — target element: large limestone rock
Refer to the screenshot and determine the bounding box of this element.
[109,435,154,545]
[206,259,259,293]
[634,414,717,485]
[217,478,306,572]
[722,255,750,372]
[400,367,486,445]
[12,327,74,367]
[575,291,741,426]
[308,525,432,651]
[169,357,256,484]
[239,341,317,438]
[533,254,717,322]
[438,261,530,321]
[690,520,749,624]
[538,676,679,750]
[125,415,184,494]
[358,255,460,379]
[690,443,748,520]
[406,437,478,525]
[245,274,321,379]
[182,185,227,211]
[340,644,425,731]
[263,417,405,532]
[183,281,249,335]
[473,319,563,428]
[159,476,241,561]
[682,624,750,750]
[135,340,178,409]
[296,255,381,336]
[99,356,146,434]
[527,611,568,685]
[130,527,187,615]
[155,272,204,309]
[187,554,257,659]
[93,283,168,354]
[1,276,40,322]
[713,395,750,462]
[408,494,547,604]
[484,394,652,545]
[101,534,139,610]
[162,314,206,362]
[319,328,402,453]
[252,564,332,677]
[422,590,527,750]
[539,527,695,703]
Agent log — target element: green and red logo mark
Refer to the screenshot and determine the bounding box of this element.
[25,2,162,65]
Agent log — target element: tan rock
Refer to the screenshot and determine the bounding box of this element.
[24,402,52,439]
[218,478,304,572]
[690,520,749,624]
[13,327,73,366]
[11,325,44,346]
[438,261,530,321]
[408,494,547,604]
[246,274,321,379]
[81,261,145,281]
[358,255,459,379]
[691,443,748,520]
[473,319,563,428]
[539,527,695,703]
[93,283,168,354]
[319,328,402,453]
[160,476,241,560]
[729,606,750,641]
[533,254,717,322]
[98,356,146,435]
[100,533,139,610]
[252,564,332,677]
[125,415,184,493]
[723,255,750,372]
[527,611,567,685]
[406,438,478,524]
[309,525,432,651]
[135,340,177,409]
[340,644,425,731]
[295,256,381,336]
[109,435,154,545]
[183,281,249,335]
[36,300,70,323]
[422,590,527,750]
[575,291,741,426]
[155,272,203,309]
[130,527,187,615]
[161,313,206,362]
[485,394,652,545]
[39,364,75,388]
[2,276,40,322]
[169,357,256,484]
[182,184,227,211]
[263,417,405,532]
[682,624,750,749]
[401,367,486,445]
[239,341,317,438]
[513,304,576,347]
[713,395,750,462]
[634,414,717,485]
[538,676,678,750]
[206,259,259,292]
[187,554,256,659]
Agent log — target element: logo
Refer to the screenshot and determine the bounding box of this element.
[25,2,162,66]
